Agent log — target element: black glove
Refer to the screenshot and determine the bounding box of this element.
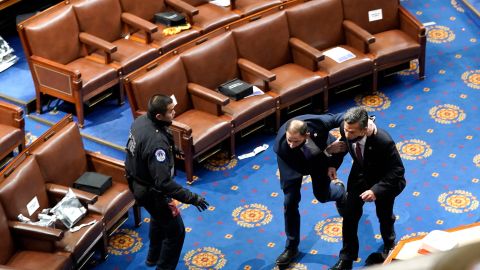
[192,194,209,212]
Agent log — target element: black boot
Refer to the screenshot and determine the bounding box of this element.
[275,248,299,266]
[329,259,353,270]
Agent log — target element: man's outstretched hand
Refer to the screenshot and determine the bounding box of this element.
[193,194,210,212]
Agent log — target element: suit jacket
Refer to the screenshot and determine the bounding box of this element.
[274,113,344,189]
[339,125,406,197]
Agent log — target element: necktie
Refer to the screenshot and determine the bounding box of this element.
[355,142,363,164]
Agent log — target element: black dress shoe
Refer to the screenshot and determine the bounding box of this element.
[382,245,395,259]
[276,248,299,266]
[329,259,353,270]
[145,259,156,267]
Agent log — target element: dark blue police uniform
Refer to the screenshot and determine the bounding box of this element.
[125,114,200,270]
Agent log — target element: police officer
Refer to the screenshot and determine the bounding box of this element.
[273,113,348,266]
[125,94,209,270]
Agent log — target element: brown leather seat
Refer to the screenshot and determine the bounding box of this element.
[119,0,202,53]
[127,56,233,183]
[0,156,107,268]
[286,0,374,91]
[232,12,326,113]
[181,0,240,33]
[18,5,120,127]
[29,117,139,233]
[232,0,282,17]
[72,0,160,75]
[342,0,426,85]
[0,100,24,162]
[0,203,73,270]
[180,33,277,132]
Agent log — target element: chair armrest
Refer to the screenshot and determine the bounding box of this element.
[86,151,127,184]
[166,0,199,24]
[0,100,24,129]
[46,183,98,205]
[237,58,276,91]
[79,32,117,54]
[289,37,324,71]
[79,32,117,64]
[343,20,375,54]
[399,6,426,41]
[237,58,276,82]
[30,55,81,79]
[170,120,193,155]
[171,120,193,136]
[9,220,64,241]
[121,12,158,44]
[187,83,229,116]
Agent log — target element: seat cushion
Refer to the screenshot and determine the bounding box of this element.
[370,30,421,66]
[94,39,158,75]
[194,4,240,33]
[175,110,231,154]
[56,213,104,262]
[0,124,23,160]
[7,251,72,270]
[67,58,118,96]
[318,45,373,86]
[222,94,276,129]
[269,63,325,106]
[235,0,282,16]
[88,181,134,230]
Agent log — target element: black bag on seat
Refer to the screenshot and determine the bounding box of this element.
[74,172,112,195]
[218,78,253,100]
[154,12,187,26]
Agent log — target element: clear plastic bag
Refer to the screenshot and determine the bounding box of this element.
[50,188,86,228]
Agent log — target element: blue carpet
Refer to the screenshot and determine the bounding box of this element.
[0,35,35,104]
[1,0,480,269]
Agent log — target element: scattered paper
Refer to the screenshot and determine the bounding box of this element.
[323,47,356,63]
[171,94,178,106]
[245,86,265,98]
[238,144,269,160]
[423,21,436,26]
[210,0,230,7]
[70,220,97,232]
[368,9,383,22]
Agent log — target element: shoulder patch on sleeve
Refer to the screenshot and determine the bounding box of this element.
[155,149,166,162]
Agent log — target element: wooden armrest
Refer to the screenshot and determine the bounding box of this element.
[0,100,23,128]
[187,83,230,106]
[166,0,199,17]
[86,151,127,184]
[30,55,80,79]
[46,183,98,205]
[237,58,276,82]
[9,221,64,241]
[79,32,117,54]
[399,6,426,39]
[343,20,375,53]
[122,12,158,44]
[171,120,193,136]
[166,0,198,24]
[289,37,324,61]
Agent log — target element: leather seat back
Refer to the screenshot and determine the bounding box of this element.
[181,33,238,89]
[130,57,192,116]
[23,5,83,65]
[342,0,399,34]
[286,0,345,50]
[119,0,166,21]
[0,203,14,265]
[181,0,209,7]
[33,123,88,187]
[233,12,291,70]
[73,0,124,42]
[0,157,50,221]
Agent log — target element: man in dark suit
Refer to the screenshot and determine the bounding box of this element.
[330,107,406,270]
[273,113,349,266]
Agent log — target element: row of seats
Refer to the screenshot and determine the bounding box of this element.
[124,0,426,184]
[17,0,289,127]
[0,115,140,269]
[0,99,24,162]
